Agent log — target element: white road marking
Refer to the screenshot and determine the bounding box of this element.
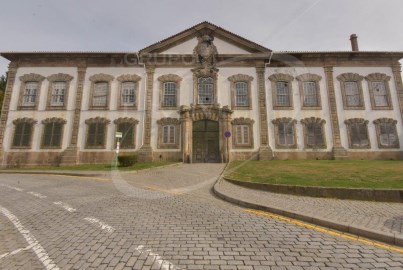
[136,245,179,270]
[27,191,47,199]
[0,183,23,192]
[83,217,115,233]
[53,201,76,212]
[0,206,59,270]
[0,244,34,260]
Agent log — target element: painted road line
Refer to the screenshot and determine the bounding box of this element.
[27,191,47,199]
[0,206,59,270]
[0,244,34,260]
[0,183,23,192]
[245,209,403,254]
[53,201,76,213]
[83,217,115,233]
[136,245,179,270]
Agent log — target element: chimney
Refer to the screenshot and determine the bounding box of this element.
[350,34,359,51]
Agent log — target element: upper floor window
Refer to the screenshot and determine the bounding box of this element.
[231,117,255,149]
[198,77,214,104]
[366,73,393,110]
[85,117,110,149]
[296,73,322,109]
[228,74,253,110]
[18,73,45,110]
[46,73,73,110]
[272,118,297,149]
[89,73,114,110]
[158,74,182,109]
[117,74,141,110]
[336,73,365,110]
[157,118,181,149]
[41,118,66,148]
[301,117,326,149]
[11,118,37,148]
[373,118,399,148]
[163,82,177,107]
[344,118,370,149]
[114,118,138,149]
[268,73,294,109]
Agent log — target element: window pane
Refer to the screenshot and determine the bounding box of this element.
[372,81,388,106]
[198,77,213,104]
[169,125,175,143]
[379,123,397,146]
[279,123,286,145]
[236,126,242,144]
[93,82,108,107]
[118,123,134,148]
[23,82,38,106]
[235,82,248,106]
[303,82,318,106]
[121,82,136,106]
[307,123,323,146]
[87,123,105,147]
[163,82,177,107]
[344,81,360,107]
[242,126,249,144]
[276,81,290,106]
[51,82,66,106]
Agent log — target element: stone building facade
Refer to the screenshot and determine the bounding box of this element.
[1,22,403,166]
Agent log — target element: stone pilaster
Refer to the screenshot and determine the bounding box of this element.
[60,64,87,165]
[255,66,273,160]
[138,65,155,162]
[391,62,403,122]
[0,62,19,167]
[324,66,347,159]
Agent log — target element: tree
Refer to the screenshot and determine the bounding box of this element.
[0,73,7,114]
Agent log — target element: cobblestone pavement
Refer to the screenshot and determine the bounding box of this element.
[0,163,402,270]
[215,179,403,238]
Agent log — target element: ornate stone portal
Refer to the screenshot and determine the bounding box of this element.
[180,105,233,163]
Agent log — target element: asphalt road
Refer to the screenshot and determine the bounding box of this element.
[0,164,402,270]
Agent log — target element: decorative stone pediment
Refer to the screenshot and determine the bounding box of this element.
[373,118,397,125]
[231,117,255,125]
[301,117,326,125]
[272,117,297,125]
[116,74,141,82]
[268,73,294,82]
[228,74,254,83]
[89,73,114,82]
[180,104,232,122]
[366,73,391,82]
[156,117,181,125]
[13,118,37,125]
[336,73,363,82]
[19,73,45,82]
[47,73,73,82]
[157,74,182,83]
[85,117,110,124]
[113,117,139,125]
[344,118,368,125]
[296,73,321,82]
[42,118,67,125]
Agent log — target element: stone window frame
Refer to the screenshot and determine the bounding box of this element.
[157,117,181,149]
[89,73,114,110]
[18,73,45,110]
[365,73,393,110]
[113,117,139,149]
[228,74,253,110]
[373,118,399,149]
[192,68,218,106]
[231,117,255,149]
[300,117,327,149]
[157,74,182,110]
[116,74,141,110]
[271,118,297,149]
[344,118,370,149]
[336,73,365,110]
[46,73,74,110]
[268,73,294,110]
[11,118,37,149]
[84,117,110,149]
[296,73,322,110]
[40,117,67,149]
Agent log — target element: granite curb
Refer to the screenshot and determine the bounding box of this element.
[213,179,403,247]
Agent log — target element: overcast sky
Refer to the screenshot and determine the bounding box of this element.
[1,0,402,75]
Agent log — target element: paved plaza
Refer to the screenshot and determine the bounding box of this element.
[0,164,402,269]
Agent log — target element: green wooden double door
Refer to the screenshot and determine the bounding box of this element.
[192,120,220,163]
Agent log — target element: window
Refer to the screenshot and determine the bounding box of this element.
[231,117,255,149]
[158,74,182,109]
[337,73,364,110]
[85,117,110,148]
[89,73,114,110]
[114,118,138,149]
[157,118,181,149]
[41,118,66,148]
[198,77,214,104]
[344,119,369,148]
[272,118,297,149]
[11,118,37,148]
[269,73,294,109]
[46,73,73,110]
[121,82,136,106]
[366,73,392,110]
[228,74,253,110]
[373,118,399,148]
[296,73,322,109]
[162,82,177,107]
[18,73,45,110]
[301,117,326,149]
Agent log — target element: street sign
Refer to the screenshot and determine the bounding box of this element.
[224,131,231,138]
[115,132,123,138]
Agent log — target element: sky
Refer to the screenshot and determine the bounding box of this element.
[1,0,403,75]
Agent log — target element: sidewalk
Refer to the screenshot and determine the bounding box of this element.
[214,178,403,247]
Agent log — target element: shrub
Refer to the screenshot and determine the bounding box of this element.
[117,154,137,167]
